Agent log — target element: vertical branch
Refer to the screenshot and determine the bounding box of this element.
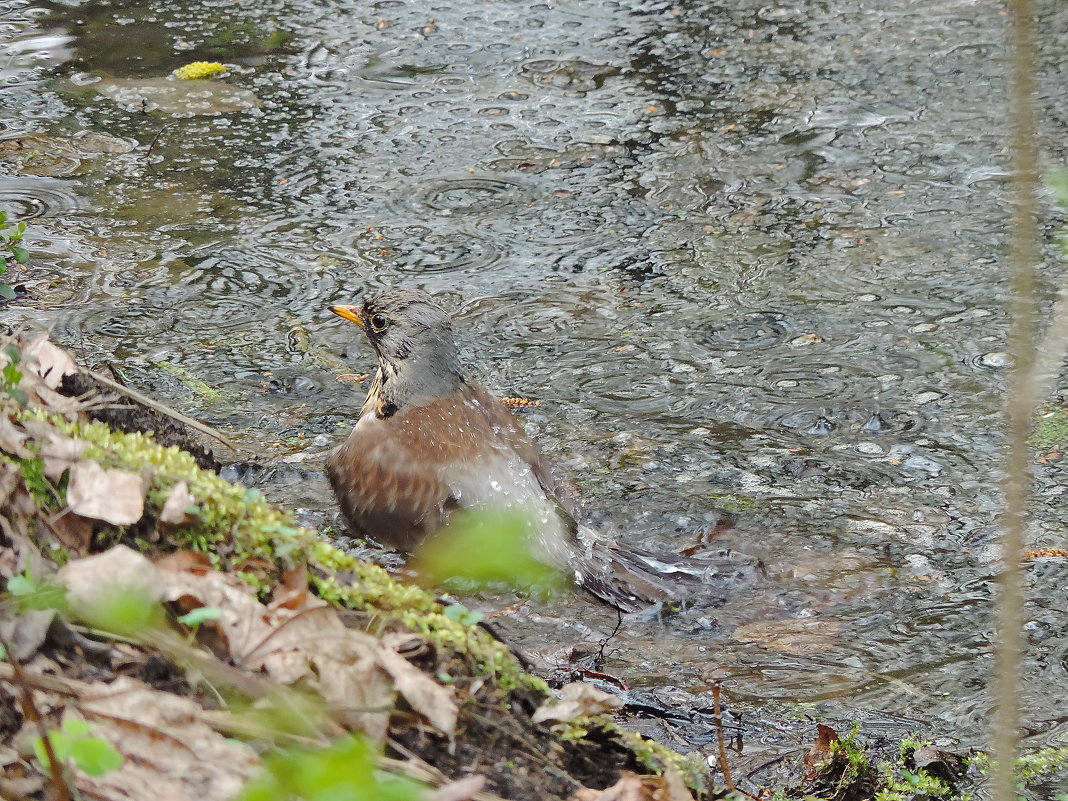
[996,0,1039,798]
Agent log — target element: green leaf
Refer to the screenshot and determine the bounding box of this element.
[61,718,92,737]
[413,509,568,593]
[33,731,73,767]
[7,573,36,596]
[177,606,222,626]
[443,603,484,625]
[10,246,28,264]
[0,283,15,300]
[70,737,123,775]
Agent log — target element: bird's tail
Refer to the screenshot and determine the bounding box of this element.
[572,526,764,613]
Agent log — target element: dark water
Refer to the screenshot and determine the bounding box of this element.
[4,0,1068,789]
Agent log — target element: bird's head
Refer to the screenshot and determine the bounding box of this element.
[330,289,465,414]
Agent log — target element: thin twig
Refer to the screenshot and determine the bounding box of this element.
[995,0,1039,799]
[711,680,734,793]
[87,368,238,450]
[0,632,72,801]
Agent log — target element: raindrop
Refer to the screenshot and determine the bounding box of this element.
[862,410,891,434]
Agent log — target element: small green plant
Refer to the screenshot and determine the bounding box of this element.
[442,603,485,626]
[0,210,28,300]
[33,718,123,776]
[237,734,424,801]
[177,606,222,628]
[2,343,27,404]
[6,569,69,612]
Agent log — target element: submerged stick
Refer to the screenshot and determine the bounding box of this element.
[87,369,238,451]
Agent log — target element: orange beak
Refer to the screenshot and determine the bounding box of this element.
[329,305,364,328]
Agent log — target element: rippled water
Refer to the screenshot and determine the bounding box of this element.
[4,0,1068,786]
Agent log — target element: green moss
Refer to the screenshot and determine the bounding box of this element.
[969,743,1068,782]
[615,728,706,792]
[154,360,224,403]
[1030,406,1068,450]
[15,455,60,507]
[708,493,755,512]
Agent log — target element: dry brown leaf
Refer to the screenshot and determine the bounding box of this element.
[58,546,165,612]
[803,723,840,781]
[268,564,311,611]
[428,774,487,801]
[67,460,145,525]
[39,434,91,480]
[532,681,623,724]
[76,677,260,801]
[45,510,93,554]
[654,767,696,801]
[569,769,694,801]
[159,481,197,526]
[0,415,32,459]
[154,550,213,574]
[20,333,78,389]
[158,565,457,737]
[569,772,644,801]
[375,635,458,734]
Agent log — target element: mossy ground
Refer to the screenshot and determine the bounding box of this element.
[5,384,704,799]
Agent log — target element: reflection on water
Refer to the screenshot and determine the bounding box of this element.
[3,0,1068,780]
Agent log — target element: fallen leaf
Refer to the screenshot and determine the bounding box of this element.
[568,769,693,801]
[0,415,31,458]
[39,434,91,480]
[67,460,145,525]
[157,566,458,738]
[731,619,842,655]
[375,636,458,734]
[59,546,165,612]
[268,564,310,611]
[803,723,840,781]
[429,774,487,801]
[44,510,93,554]
[154,550,213,574]
[76,677,260,801]
[21,334,78,389]
[532,682,623,724]
[159,481,197,526]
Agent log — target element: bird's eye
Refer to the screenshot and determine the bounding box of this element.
[369,313,389,332]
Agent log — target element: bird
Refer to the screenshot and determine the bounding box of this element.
[325,288,758,611]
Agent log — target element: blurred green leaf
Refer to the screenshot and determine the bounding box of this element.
[7,573,35,595]
[442,603,484,625]
[177,606,222,627]
[62,719,92,737]
[33,721,122,776]
[237,734,424,801]
[0,284,13,300]
[412,509,568,594]
[1048,168,1068,206]
[69,737,123,775]
[10,245,28,264]
[78,586,165,637]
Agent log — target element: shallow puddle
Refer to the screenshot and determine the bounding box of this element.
[3,0,1068,786]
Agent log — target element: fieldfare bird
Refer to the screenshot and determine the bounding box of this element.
[326,288,755,611]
